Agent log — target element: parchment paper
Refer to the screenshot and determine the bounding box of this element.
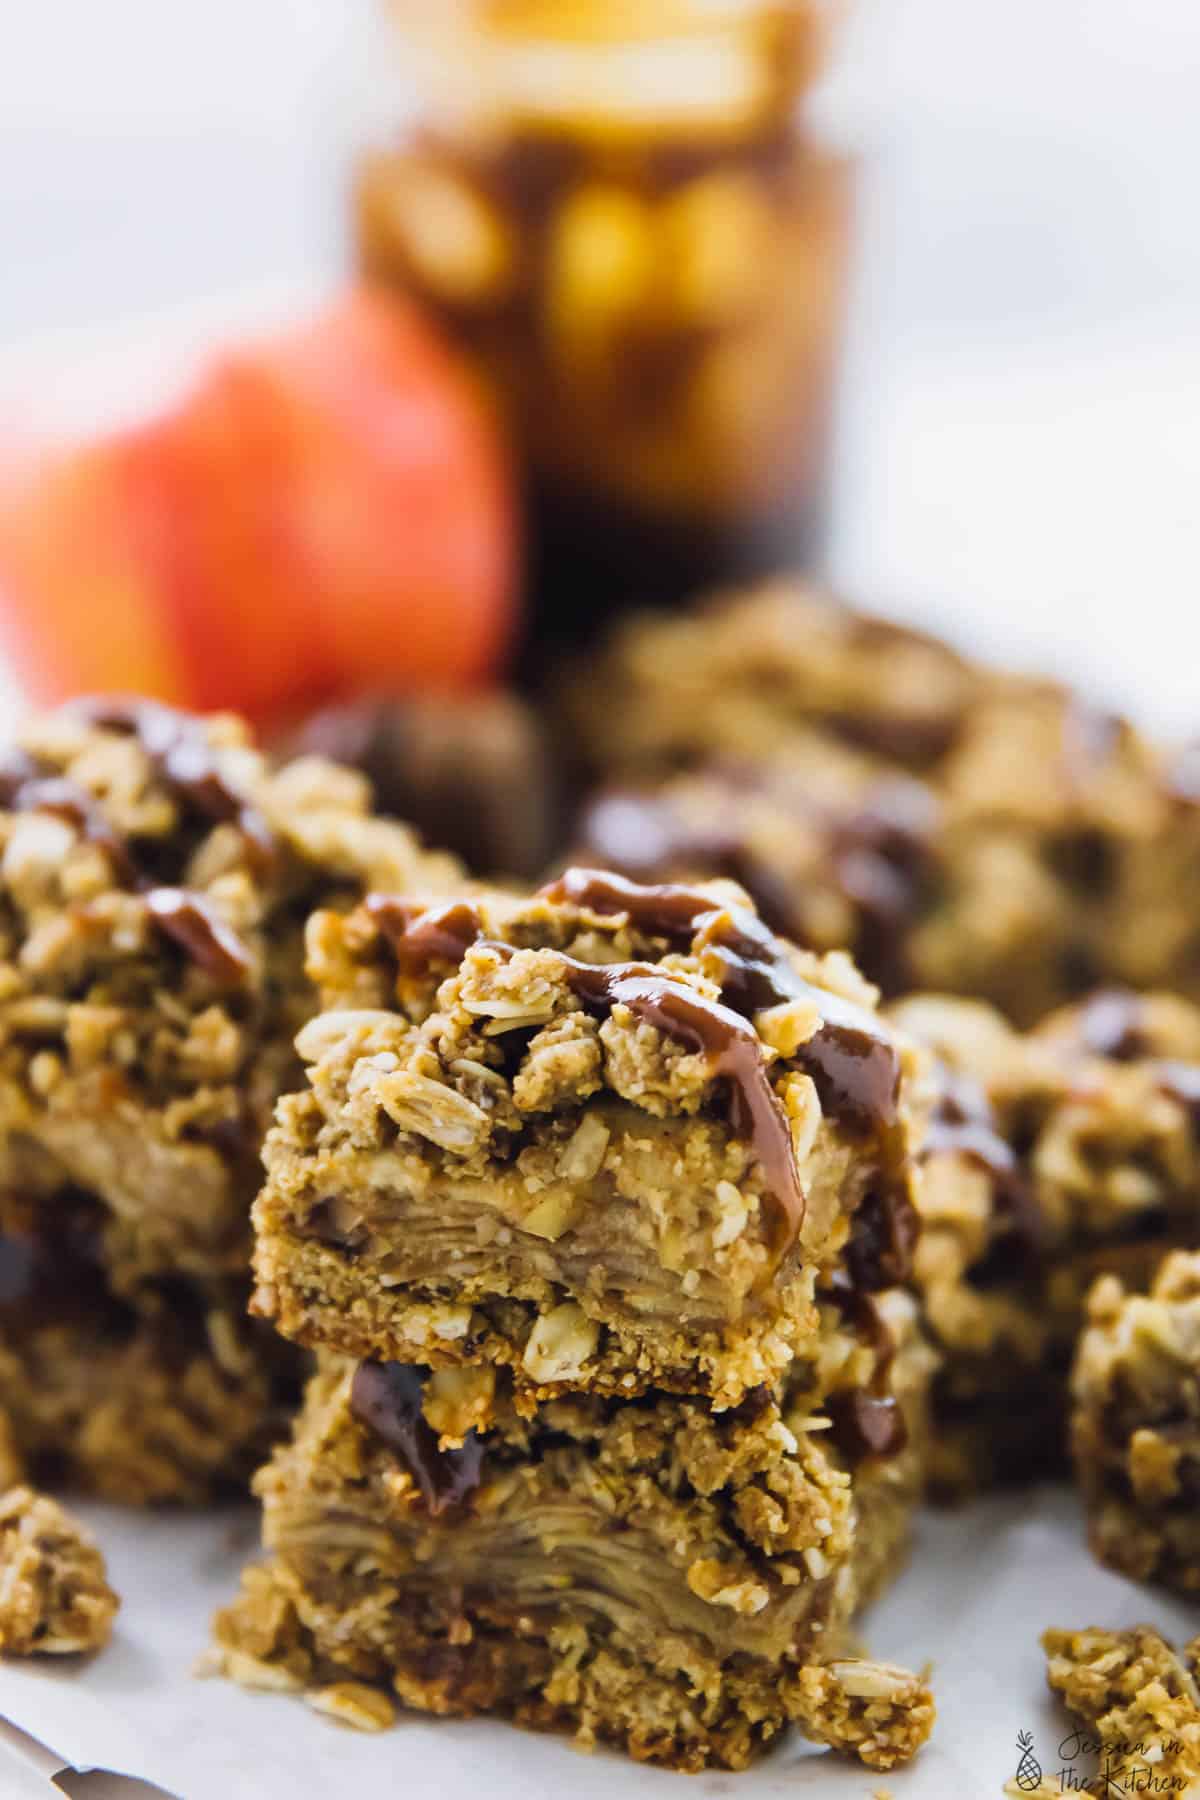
[2,1486,1196,1799]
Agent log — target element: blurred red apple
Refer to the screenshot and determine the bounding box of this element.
[0,288,518,720]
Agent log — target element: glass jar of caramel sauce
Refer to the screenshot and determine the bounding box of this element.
[358,1,849,643]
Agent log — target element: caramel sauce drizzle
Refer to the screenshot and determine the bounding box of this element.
[823,1277,906,1462]
[576,787,795,932]
[843,1188,921,1294]
[922,1067,1044,1259]
[828,1388,907,1460]
[577,774,937,994]
[366,896,484,977]
[144,887,253,985]
[922,1070,1019,1176]
[1054,991,1200,1131]
[541,868,902,1139]
[75,697,277,869]
[552,951,806,1247]
[828,779,939,993]
[350,1360,483,1515]
[0,1198,111,1332]
[364,869,910,1251]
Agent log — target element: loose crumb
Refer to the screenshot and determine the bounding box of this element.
[0,1487,119,1655]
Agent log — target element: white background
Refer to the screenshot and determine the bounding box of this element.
[2,0,1199,725]
[1,4,1200,1794]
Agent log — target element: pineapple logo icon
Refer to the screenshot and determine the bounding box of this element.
[1014,1730,1042,1791]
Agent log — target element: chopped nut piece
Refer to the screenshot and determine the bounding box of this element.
[522,1303,599,1381]
[520,1188,585,1241]
[686,1559,769,1615]
[712,1178,748,1248]
[555,1113,610,1184]
[306,1681,397,1731]
[423,1366,496,1441]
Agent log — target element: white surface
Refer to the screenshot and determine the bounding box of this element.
[0,1488,1196,1800]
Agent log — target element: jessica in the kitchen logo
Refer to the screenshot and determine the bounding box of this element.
[1010,1727,1189,1794]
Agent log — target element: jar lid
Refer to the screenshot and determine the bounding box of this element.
[389,0,829,140]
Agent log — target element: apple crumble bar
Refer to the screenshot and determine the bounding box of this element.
[212,1286,935,1772]
[221,863,936,1770]
[252,868,925,1410]
[1072,1251,1200,1593]
[566,582,982,779]
[565,582,1184,1025]
[894,988,1200,1492]
[0,698,459,1497]
[0,1187,291,1502]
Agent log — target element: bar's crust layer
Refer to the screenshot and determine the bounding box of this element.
[212,1290,934,1772]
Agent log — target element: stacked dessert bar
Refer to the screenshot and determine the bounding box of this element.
[213,870,936,1770]
[566,581,1195,1025]
[0,700,457,1501]
[890,987,1200,1493]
